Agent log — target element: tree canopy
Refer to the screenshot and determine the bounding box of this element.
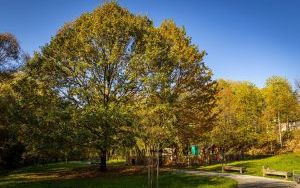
[26,2,217,171]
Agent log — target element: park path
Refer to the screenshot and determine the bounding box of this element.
[180,170,300,188]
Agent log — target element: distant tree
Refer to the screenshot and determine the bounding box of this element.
[296,80,300,89]
[296,80,300,99]
[262,76,299,148]
[212,80,264,157]
[0,33,21,72]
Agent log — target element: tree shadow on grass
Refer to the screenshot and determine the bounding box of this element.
[0,171,237,188]
[0,165,148,188]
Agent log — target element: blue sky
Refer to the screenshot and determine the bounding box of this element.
[1,0,299,87]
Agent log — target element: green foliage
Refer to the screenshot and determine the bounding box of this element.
[133,19,217,159]
[14,73,77,162]
[263,76,296,114]
[0,73,24,169]
[77,103,136,150]
[27,2,154,170]
[0,67,80,169]
[261,76,299,148]
[212,77,300,155]
[212,80,264,154]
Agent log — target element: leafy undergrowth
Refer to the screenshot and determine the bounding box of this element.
[200,153,300,179]
[0,161,237,188]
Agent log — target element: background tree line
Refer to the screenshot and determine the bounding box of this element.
[212,77,300,160]
[0,2,299,171]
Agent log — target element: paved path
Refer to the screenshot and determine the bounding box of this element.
[180,170,300,188]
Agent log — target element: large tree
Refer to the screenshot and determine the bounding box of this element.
[28,3,150,171]
[27,2,217,170]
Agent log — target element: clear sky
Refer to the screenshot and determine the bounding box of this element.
[1,0,299,87]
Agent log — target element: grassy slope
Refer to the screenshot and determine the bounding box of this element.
[200,153,300,177]
[0,161,237,188]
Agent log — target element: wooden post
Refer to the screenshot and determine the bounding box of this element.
[151,148,153,188]
[148,161,150,188]
[156,143,159,188]
[221,148,225,173]
[147,147,151,188]
[262,166,265,176]
[293,170,295,182]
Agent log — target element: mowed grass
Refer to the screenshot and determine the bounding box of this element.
[200,153,300,177]
[0,173,237,188]
[0,161,90,187]
[0,161,237,188]
[7,161,91,174]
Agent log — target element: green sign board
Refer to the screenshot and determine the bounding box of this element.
[191,145,199,156]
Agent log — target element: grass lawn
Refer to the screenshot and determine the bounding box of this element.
[200,153,300,178]
[0,161,237,188]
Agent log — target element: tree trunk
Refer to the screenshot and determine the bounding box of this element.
[100,148,107,172]
[221,148,225,173]
[278,112,282,147]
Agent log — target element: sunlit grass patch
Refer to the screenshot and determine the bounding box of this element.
[200,153,300,179]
